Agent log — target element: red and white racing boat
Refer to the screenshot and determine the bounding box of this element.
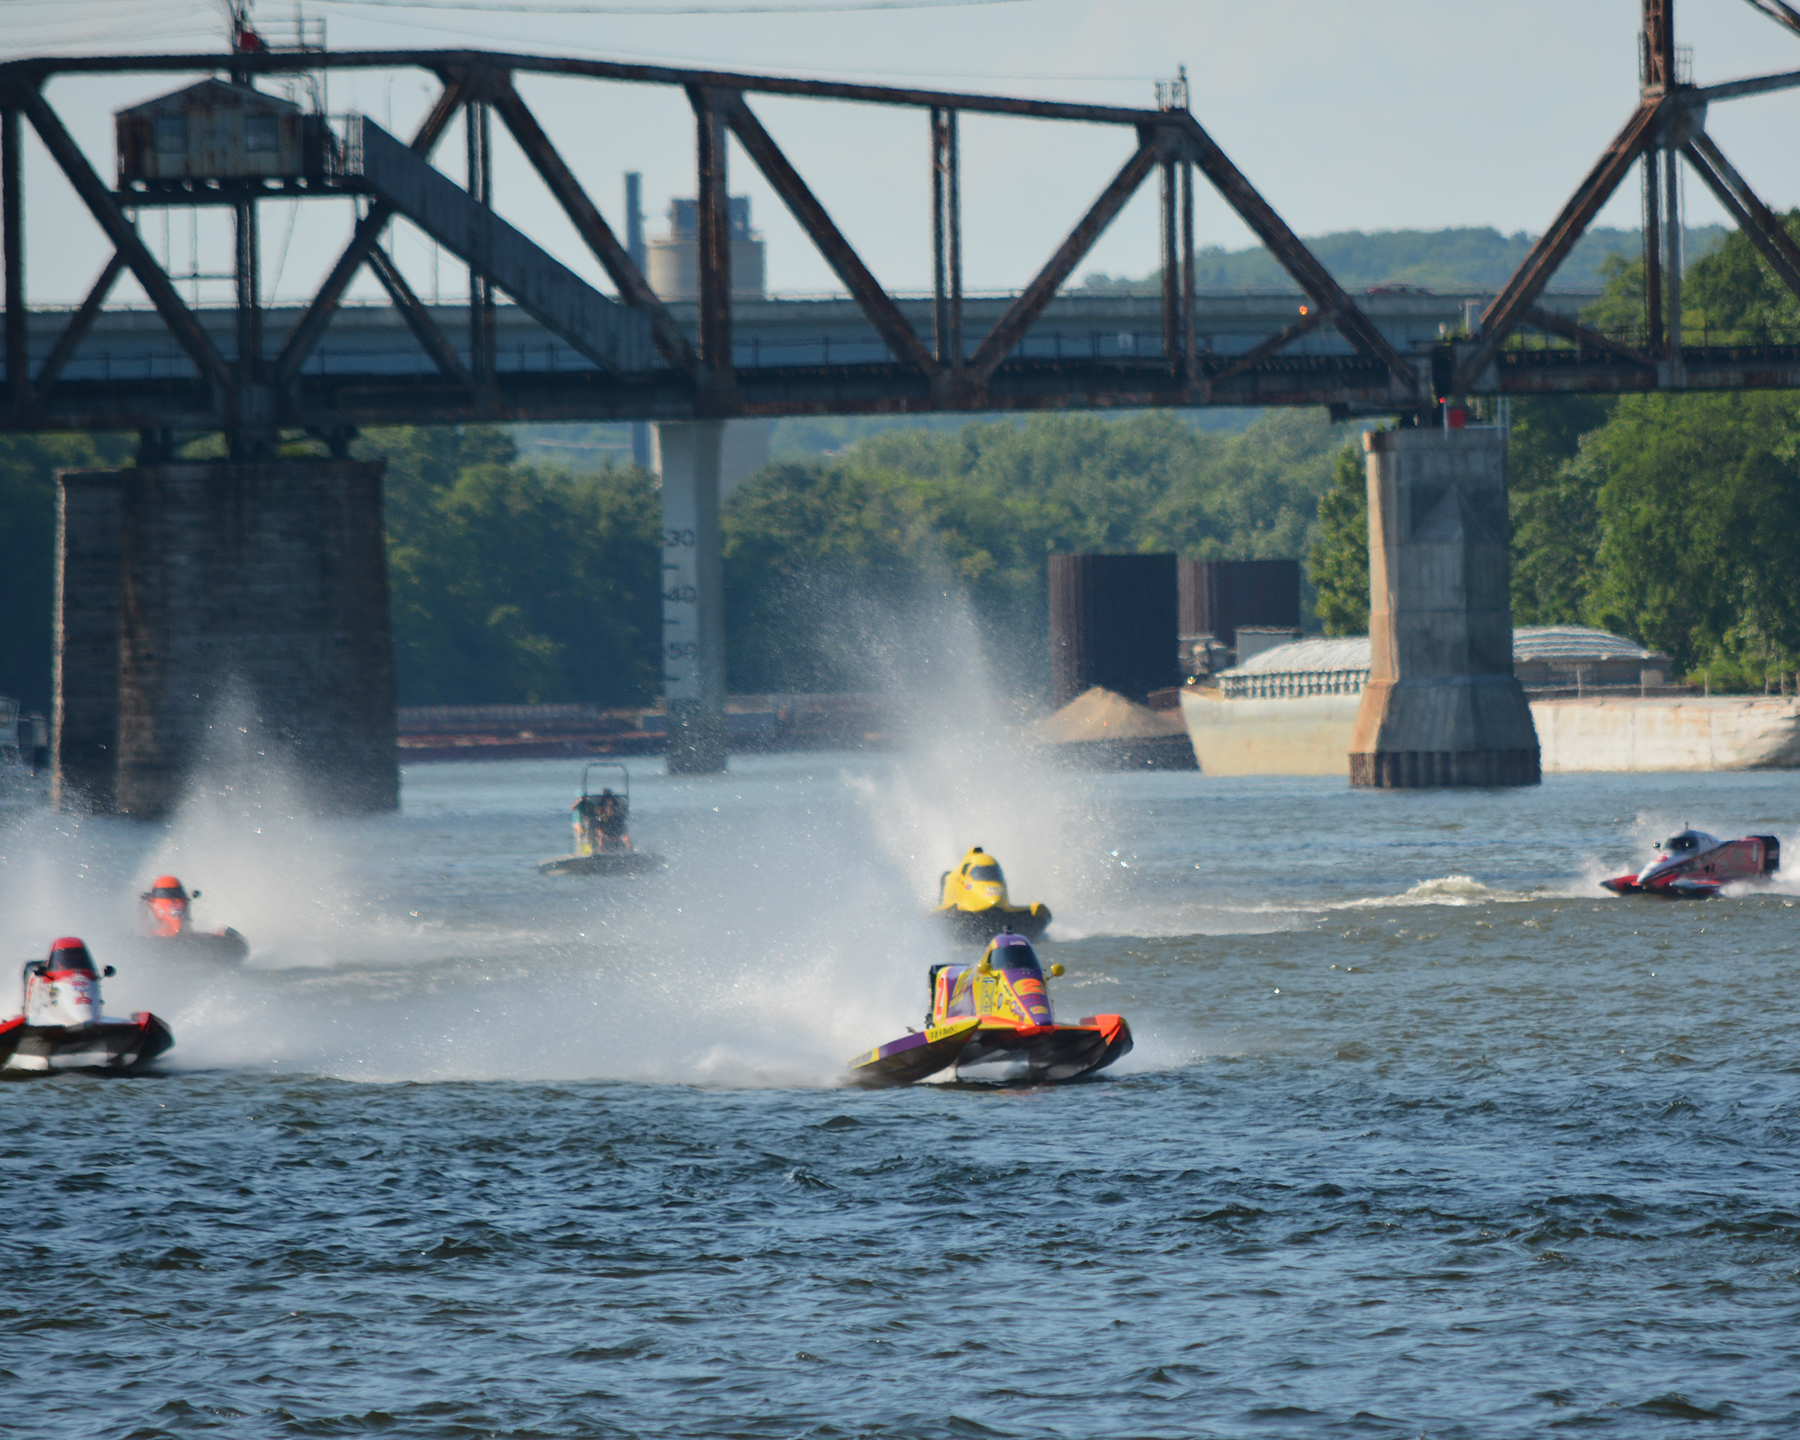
[0,937,174,1072]
[1601,829,1780,899]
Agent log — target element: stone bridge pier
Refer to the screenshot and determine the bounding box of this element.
[1349,426,1540,788]
[53,459,399,817]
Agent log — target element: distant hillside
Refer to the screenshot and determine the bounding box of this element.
[1081,225,1727,295]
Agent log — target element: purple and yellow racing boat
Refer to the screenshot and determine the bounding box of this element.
[848,933,1131,1087]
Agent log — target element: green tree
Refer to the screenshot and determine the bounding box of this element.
[721,451,1058,692]
[1506,395,1615,625]
[1511,442,1608,627]
[1684,210,1800,343]
[723,410,1351,691]
[1580,252,1651,339]
[1582,392,1800,686]
[1149,408,1346,561]
[1582,210,1800,346]
[1306,440,1369,635]
[369,426,660,705]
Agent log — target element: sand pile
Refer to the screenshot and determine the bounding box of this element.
[1033,687,1187,744]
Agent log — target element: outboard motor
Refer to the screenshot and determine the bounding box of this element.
[1758,836,1781,874]
[24,937,112,1030]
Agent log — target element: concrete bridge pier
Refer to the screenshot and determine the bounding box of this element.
[1348,427,1540,788]
[654,421,728,774]
[53,459,399,817]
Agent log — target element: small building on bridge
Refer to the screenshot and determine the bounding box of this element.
[116,80,325,188]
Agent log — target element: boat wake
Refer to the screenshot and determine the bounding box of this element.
[1332,874,1538,908]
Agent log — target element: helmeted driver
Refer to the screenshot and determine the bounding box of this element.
[142,876,191,936]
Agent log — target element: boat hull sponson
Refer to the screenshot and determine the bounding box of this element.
[934,904,1051,942]
[848,1015,1130,1088]
[0,1012,174,1073]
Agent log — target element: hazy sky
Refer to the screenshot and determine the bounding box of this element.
[7,0,1800,306]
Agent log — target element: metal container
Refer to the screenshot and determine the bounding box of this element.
[1049,553,1179,708]
[1178,559,1300,654]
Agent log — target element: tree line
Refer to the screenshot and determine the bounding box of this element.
[0,410,1349,712]
[1309,217,1800,691]
[376,407,1345,703]
[3,220,1799,709]
[1080,224,1725,298]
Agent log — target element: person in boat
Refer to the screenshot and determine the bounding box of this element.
[141,876,192,936]
[572,788,631,856]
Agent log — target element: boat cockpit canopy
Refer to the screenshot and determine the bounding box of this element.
[44,938,97,972]
[1662,830,1718,855]
[989,934,1041,971]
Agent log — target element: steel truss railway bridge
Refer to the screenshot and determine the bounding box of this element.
[6,0,1800,448]
[7,0,1800,800]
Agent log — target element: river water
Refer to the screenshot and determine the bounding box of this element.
[2,740,1798,1438]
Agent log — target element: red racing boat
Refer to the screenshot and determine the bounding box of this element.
[1600,829,1780,899]
[0,937,174,1073]
[141,875,249,961]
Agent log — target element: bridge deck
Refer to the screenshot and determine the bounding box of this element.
[5,288,1602,430]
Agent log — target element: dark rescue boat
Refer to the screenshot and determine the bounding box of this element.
[539,763,661,876]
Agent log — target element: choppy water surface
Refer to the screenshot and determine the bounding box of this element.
[3,752,1799,1438]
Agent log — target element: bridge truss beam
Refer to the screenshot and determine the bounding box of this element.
[8,7,1800,440]
[1454,0,1800,396]
[0,43,1434,441]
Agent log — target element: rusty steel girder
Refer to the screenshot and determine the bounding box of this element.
[493,81,696,377]
[724,94,938,382]
[10,12,1800,437]
[11,80,232,397]
[0,43,1426,433]
[35,252,127,398]
[1460,94,1670,393]
[272,72,468,390]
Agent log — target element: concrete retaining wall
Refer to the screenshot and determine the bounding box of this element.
[1177,692,1800,775]
[1180,690,1362,776]
[1534,696,1800,772]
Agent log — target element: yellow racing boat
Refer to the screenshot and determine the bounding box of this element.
[932,846,1051,941]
